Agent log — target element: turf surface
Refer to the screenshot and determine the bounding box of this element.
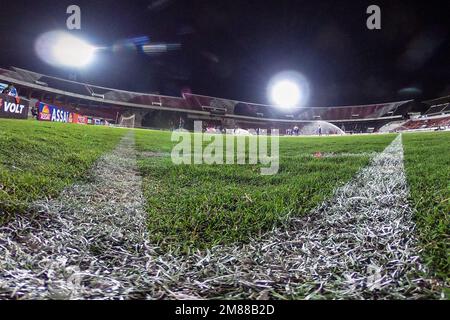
[403,131,450,283]
[135,130,396,250]
[1,120,447,287]
[0,119,125,223]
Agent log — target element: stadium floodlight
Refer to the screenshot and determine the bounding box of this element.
[267,71,310,109]
[270,80,301,109]
[35,31,97,68]
[52,33,96,67]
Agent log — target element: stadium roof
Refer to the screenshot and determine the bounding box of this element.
[424,95,450,105]
[0,66,411,122]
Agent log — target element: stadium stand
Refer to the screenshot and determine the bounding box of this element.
[397,115,450,131]
[378,120,408,133]
[0,66,432,133]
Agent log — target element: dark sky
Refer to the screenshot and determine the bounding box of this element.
[0,0,449,106]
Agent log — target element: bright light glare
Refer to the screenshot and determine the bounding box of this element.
[270,80,301,108]
[52,34,95,67]
[35,31,96,68]
[267,71,310,109]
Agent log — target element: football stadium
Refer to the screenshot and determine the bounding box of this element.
[0,1,448,304]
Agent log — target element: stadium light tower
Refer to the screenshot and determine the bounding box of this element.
[35,31,97,69]
[52,34,96,68]
[270,80,301,109]
[268,71,310,109]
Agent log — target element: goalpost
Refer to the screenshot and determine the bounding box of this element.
[118,114,136,128]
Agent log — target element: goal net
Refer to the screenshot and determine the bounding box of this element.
[119,114,136,128]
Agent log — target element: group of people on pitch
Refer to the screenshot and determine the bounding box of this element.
[286,125,323,136]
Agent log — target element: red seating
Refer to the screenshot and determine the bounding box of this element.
[0,66,415,122]
[400,116,450,130]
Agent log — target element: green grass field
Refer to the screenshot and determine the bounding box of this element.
[0,119,125,223]
[0,119,448,283]
[403,131,450,281]
[135,130,396,250]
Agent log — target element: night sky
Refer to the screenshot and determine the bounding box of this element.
[0,0,449,106]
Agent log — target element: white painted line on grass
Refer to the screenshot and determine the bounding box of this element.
[0,134,441,299]
[158,134,439,299]
[0,131,154,299]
